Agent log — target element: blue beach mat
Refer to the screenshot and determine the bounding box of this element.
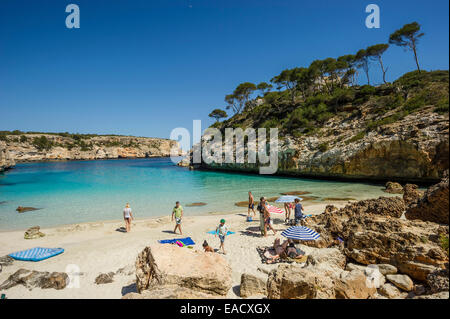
[207,230,235,236]
[158,237,195,246]
[8,247,64,262]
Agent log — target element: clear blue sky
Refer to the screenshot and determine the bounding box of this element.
[1,0,448,140]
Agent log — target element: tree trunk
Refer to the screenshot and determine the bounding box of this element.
[378,56,387,84]
[413,46,421,73]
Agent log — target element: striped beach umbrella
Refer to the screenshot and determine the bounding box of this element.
[266,205,284,214]
[275,195,303,203]
[281,226,320,241]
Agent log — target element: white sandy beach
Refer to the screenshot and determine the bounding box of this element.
[0,201,352,299]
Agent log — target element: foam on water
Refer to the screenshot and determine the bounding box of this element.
[0,157,389,230]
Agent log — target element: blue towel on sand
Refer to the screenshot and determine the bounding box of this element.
[158,237,195,246]
[207,230,235,236]
[9,247,64,262]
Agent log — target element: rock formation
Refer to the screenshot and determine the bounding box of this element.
[384,182,403,194]
[0,269,68,290]
[405,172,449,224]
[0,133,181,164]
[135,245,232,296]
[239,273,267,298]
[24,226,45,239]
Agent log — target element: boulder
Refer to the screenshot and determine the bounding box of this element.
[135,245,232,296]
[0,269,68,290]
[0,255,14,267]
[267,264,336,299]
[376,264,398,276]
[24,226,45,239]
[16,206,40,213]
[413,291,449,299]
[334,270,376,299]
[386,274,414,292]
[405,174,449,225]
[346,263,366,273]
[95,272,115,284]
[403,184,423,207]
[306,248,346,272]
[426,267,449,293]
[384,182,403,194]
[378,283,402,299]
[239,273,267,298]
[123,285,220,299]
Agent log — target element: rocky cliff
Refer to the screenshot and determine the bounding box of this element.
[0,133,181,165]
[184,71,449,183]
[0,141,15,171]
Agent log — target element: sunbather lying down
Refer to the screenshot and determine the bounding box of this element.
[264,238,305,263]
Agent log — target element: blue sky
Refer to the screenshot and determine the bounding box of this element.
[0,0,448,141]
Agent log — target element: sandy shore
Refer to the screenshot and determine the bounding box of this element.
[0,201,349,299]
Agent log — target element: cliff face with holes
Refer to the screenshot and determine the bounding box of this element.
[0,141,15,172]
[195,108,448,183]
[0,134,181,164]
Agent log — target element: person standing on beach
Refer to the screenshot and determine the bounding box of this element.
[215,219,228,254]
[283,202,292,223]
[263,200,277,237]
[257,197,266,236]
[171,201,183,235]
[294,198,305,225]
[123,203,133,232]
[248,191,256,217]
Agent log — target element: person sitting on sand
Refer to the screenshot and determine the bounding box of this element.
[171,201,183,235]
[215,219,228,254]
[123,203,134,232]
[262,200,277,237]
[294,198,305,225]
[248,191,256,218]
[202,240,214,253]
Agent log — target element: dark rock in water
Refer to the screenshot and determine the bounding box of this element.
[24,226,45,239]
[95,272,115,284]
[234,201,253,207]
[185,202,207,207]
[16,206,40,213]
[384,182,404,194]
[405,172,449,225]
[403,184,423,207]
[280,191,311,196]
[0,201,7,205]
[0,269,68,290]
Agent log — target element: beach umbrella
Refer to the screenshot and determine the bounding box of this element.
[266,205,284,214]
[281,226,320,241]
[275,195,303,203]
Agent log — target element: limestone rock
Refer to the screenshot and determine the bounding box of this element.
[334,270,376,299]
[346,263,367,273]
[0,255,14,268]
[267,264,336,299]
[16,206,40,213]
[24,226,45,239]
[306,248,346,272]
[378,283,402,299]
[0,141,15,171]
[386,274,414,292]
[426,267,449,293]
[403,184,423,206]
[123,285,220,299]
[0,269,68,290]
[135,245,232,296]
[405,173,449,225]
[239,273,267,298]
[95,272,115,284]
[414,291,449,299]
[384,182,403,194]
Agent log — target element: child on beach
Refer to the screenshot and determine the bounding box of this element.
[202,240,214,253]
[215,219,228,254]
[171,201,183,235]
[123,203,133,232]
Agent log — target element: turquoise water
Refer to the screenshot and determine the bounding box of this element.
[0,158,389,231]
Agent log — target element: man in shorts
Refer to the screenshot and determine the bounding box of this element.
[248,191,256,218]
[171,201,183,235]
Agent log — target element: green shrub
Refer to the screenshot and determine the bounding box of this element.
[318,143,328,152]
[435,98,449,114]
[20,135,28,143]
[440,234,449,256]
[345,131,365,144]
[32,136,54,151]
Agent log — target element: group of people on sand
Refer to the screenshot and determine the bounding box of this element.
[248,191,306,236]
[122,201,228,254]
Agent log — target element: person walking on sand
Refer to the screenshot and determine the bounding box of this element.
[263,200,277,237]
[257,197,266,236]
[171,201,183,235]
[215,219,228,254]
[283,202,292,223]
[123,203,134,232]
[248,191,256,218]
